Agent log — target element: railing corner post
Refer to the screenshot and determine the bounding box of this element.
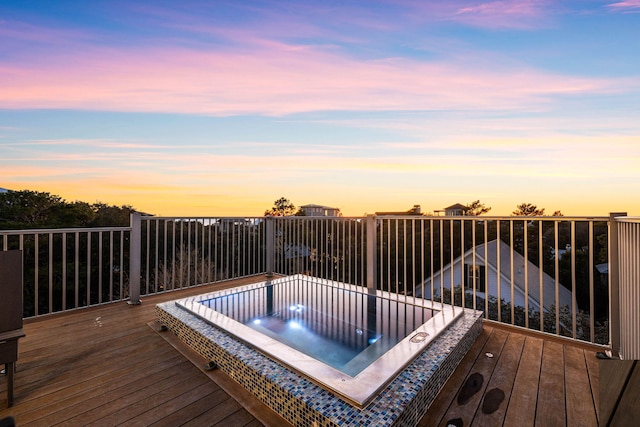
[266,216,274,278]
[608,211,626,357]
[128,212,142,305]
[366,214,377,291]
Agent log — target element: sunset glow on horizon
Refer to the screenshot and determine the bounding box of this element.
[2,1,639,217]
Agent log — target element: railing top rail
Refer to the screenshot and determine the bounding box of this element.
[143,215,611,221]
[0,226,131,235]
[140,216,264,220]
[377,215,610,221]
[267,216,365,220]
[614,216,640,223]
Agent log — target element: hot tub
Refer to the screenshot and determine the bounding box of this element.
[173,274,463,407]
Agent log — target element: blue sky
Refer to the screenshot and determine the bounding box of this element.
[1,0,639,216]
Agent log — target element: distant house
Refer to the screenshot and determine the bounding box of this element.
[420,239,573,313]
[0,188,8,193]
[434,203,468,216]
[376,205,422,216]
[300,204,340,217]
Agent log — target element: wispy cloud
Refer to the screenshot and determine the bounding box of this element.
[607,0,640,12]
[402,0,552,30]
[0,41,619,116]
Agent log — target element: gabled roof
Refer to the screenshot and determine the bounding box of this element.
[444,203,468,210]
[426,239,573,313]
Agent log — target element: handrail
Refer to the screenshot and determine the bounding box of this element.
[0,226,130,234]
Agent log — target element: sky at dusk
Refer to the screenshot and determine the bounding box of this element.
[1,0,639,217]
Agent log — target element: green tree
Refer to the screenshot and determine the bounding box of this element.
[264,197,297,216]
[0,190,65,228]
[465,200,491,216]
[90,203,136,227]
[512,203,545,216]
[0,189,140,229]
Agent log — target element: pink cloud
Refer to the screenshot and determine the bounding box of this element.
[607,0,640,11]
[0,40,618,116]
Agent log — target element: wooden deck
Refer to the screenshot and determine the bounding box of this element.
[418,323,600,427]
[1,275,602,426]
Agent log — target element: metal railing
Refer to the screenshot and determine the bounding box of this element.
[135,216,267,297]
[266,214,611,346]
[269,216,367,286]
[371,215,611,345]
[1,226,131,316]
[3,212,639,351]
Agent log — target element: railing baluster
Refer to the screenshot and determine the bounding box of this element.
[554,220,560,336]
[523,220,529,330]
[496,219,501,323]
[509,220,515,325]
[589,221,595,343]
[571,220,577,339]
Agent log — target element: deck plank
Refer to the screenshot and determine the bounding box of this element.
[417,326,493,427]
[470,332,525,426]
[564,346,597,427]
[584,347,600,423]
[126,384,226,426]
[185,396,243,426]
[502,336,543,427]
[437,328,509,427]
[14,352,184,424]
[146,389,231,427]
[534,340,566,427]
[82,378,214,426]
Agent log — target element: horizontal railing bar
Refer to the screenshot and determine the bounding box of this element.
[0,226,131,235]
[614,216,640,223]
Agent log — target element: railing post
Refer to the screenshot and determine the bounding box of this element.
[128,212,142,305]
[366,215,377,291]
[266,216,274,277]
[608,211,626,357]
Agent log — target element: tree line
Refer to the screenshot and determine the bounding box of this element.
[0,190,141,229]
[264,197,562,217]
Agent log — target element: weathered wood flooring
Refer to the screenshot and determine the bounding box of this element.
[1,275,601,426]
[419,323,600,427]
[0,275,289,427]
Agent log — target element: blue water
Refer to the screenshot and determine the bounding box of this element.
[199,281,436,376]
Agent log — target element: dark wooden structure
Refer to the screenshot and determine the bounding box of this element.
[599,359,640,426]
[0,251,25,408]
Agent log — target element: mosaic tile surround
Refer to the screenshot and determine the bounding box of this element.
[156,293,482,426]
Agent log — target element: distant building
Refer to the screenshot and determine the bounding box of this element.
[0,188,8,193]
[435,203,469,216]
[375,205,422,216]
[300,204,340,217]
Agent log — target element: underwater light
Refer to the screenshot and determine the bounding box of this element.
[289,320,302,329]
